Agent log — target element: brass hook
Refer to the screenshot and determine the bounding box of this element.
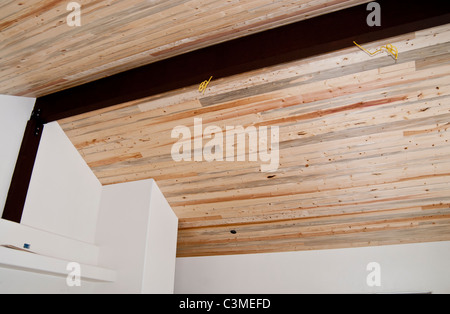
[354,41,398,60]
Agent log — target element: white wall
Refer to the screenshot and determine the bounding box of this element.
[142,181,179,293]
[0,178,179,294]
[94,179,178,294]
[21,121,102,243]
[0,218,101,294]
[175,241,450,294]
[0,218,99,265]
[0,94,35,213]
[0,96,101,243]
[0,96,98,293]
[0,267,97,294]
[0,100,179,294]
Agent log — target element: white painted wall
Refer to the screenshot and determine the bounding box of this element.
[142,181,179,293]
[0,102,179,294]
[0,218,99,265]
[0,178,179,294]
[95,179,178,294]
[0,115,103,294]
[175,241,450,294]
[0,215,101,294]
[21,122,102,243]
[0,267,97,294]
[0,94,35,213]
[1,151,177,293]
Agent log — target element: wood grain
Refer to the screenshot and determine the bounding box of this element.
[0,0,371,97]
[59,24,450,257]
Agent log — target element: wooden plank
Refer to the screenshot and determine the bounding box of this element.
[4,1,450,255]
[0,0,374,97]
[55,23,450,257]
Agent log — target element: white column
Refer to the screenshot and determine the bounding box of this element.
[95,179,178,293]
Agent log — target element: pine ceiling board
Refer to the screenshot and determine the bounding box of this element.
[58,24,450,257]
[0,0,371,97]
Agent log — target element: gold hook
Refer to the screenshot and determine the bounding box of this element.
[199,76,213,94]
[353,41,398,60]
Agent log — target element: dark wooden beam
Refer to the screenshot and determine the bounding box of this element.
[2,109,43,222]
[36,0,450,122]
[3,0,450,223]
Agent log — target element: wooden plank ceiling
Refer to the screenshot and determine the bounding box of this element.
[0,0,371,97]
[58,23,450,257]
